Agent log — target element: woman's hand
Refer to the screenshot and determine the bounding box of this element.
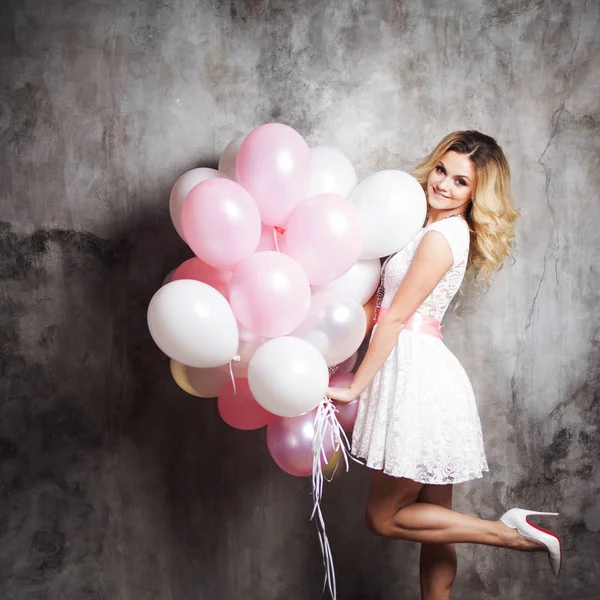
[326,386,359,405]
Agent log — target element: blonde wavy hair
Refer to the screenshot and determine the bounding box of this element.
[413,130,520,287]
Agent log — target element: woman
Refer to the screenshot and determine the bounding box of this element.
[327,131,561,600]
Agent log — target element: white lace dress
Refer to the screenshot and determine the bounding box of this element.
[352,217,489,484]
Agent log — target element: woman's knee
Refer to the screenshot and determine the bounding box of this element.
[365,498,415,537]
[365,503,388,536]
[364,473,422,537]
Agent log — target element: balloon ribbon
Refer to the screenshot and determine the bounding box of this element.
[312,398,361,600]
[228,355,241,394]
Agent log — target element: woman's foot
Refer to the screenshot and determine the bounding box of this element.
[499,508,562,576]
[498,519,546,551]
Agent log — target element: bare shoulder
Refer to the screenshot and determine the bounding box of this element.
[417,229,454,263]
[424,218,469,263]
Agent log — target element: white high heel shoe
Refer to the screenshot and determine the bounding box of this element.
[500,508,562,577]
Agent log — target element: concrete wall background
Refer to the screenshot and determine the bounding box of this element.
[1,0,599,598]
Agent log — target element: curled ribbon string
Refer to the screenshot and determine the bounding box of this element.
[312,397,361,600]
[228,355,241,395]
[273,226,285,252]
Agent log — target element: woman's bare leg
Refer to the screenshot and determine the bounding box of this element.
[365,471,544,551]
[417,484,456,600]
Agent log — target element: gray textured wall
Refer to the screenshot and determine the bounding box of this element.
[1,0,599,598]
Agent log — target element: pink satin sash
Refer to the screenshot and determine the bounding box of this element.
[376,308,443,339]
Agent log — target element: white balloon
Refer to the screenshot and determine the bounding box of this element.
[147,280,239,368]
[248,337,329,417]
[314,258,381,305]
[292,290,367,366]
[169,168,221,240]
[308,146,357,198]
[218,135,245,180]
[349,170,427,259]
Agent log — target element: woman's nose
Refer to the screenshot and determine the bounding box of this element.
[438,176,451,191]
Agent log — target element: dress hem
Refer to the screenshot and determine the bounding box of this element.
[353,452,490,485]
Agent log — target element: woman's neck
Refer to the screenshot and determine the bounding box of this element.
[426,207,467,226]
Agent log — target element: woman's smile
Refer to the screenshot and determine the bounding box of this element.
[431,186,450,201]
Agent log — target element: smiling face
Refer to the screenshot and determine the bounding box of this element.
[426,151,476,221]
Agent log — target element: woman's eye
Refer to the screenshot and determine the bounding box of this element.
[456,178,466,186]
[436,165,445,174]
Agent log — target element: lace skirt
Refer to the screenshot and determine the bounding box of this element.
[352,329,489,484]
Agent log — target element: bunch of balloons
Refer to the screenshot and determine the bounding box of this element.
[147,123,426,477]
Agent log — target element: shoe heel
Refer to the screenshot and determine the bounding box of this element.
[500,508,562,578]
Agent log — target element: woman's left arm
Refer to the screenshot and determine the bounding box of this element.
[327,231,454,403]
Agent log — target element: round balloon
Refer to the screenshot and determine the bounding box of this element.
[169,168,221,240]
[218,135,245,180]
[218,378,275,430]
[235,123,311,227]
[229,251,311,338]
[248,336,329,417]
[283,194,364,286]
[267,407,335,476]
[147,280,239,368]
[308,146,357,198]
[349,170,426,259]
[186,364,230,398]
[170,359,202,397]
[172,257,232,300]
[181,178,261,271]
[314,258,381,305]
[335,351,358,375]
[292,290,367,366]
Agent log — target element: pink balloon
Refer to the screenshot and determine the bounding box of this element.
[337,351,358,374]
[236,123,311,227]
[171,257,232,299]
[229,251,311,338]
[218,378,276,430]
[284,194,364,285]
[267,407,335,477]
[329,373,359,433]
[181,178,261,271]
